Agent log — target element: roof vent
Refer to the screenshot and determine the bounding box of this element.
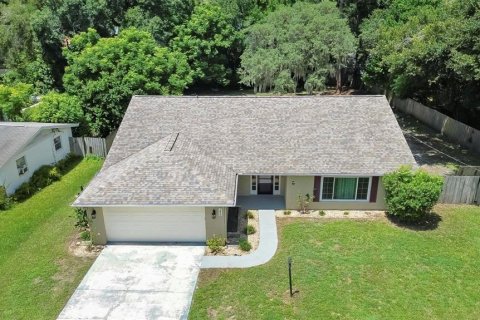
[164,133,179,151]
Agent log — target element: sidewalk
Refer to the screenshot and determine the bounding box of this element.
[201,210,278,268]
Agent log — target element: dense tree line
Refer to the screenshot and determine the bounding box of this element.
[0,0,479,136]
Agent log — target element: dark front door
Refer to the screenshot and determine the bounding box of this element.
[258,175,273,194]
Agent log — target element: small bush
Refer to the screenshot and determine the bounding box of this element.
[319,210,326,216]
[284,210,291,215]
[245,224,256,235]
[245,210,254,219]
[30,165,61,190]
[75,207,89,229]
[56,153,81,173]
[14,182,34,201]
[383,166,444,222]
[207,236,226,254]
[344,211,349,215]
[239,238,252,251]
[80,230,91,241]
[0,186,11,210]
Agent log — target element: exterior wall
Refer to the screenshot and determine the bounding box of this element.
[89,207,107,245]
[237,175,287,196]
[0,127,73,195]
[205,206,228,240]
[285,176,386,210]
[237,175,251,196]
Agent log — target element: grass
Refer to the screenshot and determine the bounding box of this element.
[0,157,103,320]
[190,205,480,319]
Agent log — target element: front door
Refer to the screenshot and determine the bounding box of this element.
[258,175,273,194]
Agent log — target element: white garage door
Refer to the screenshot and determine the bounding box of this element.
[103,207,206,242]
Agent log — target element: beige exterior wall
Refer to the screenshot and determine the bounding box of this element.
[237,175,251,196]
[204,207,228,240]
[285,176,386,210]
[89,207,107,245]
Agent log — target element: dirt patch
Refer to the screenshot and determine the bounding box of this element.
[68,232,103,258]
[395,111,480,175]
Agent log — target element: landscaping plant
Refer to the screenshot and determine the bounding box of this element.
[0,186,11,211]
[297,193,313,214]
[245,224,256,235]
[245,210,254,219]
[206,236,226,254]
[383,166,444,222]
[239,238,252,252]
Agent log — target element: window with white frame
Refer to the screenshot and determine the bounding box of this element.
[16,156,28,175]
[274,175,280,192]
[54,136,62,150]
[250,175,257,194]
[321,177,370,200]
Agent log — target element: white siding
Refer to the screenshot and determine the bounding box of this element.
[0,127,73,195]
[103,206,206,243]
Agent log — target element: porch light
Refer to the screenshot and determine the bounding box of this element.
[91,209,97,220]
[211,209,216,219]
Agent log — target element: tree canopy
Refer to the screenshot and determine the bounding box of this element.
[63,28,192,136]
[239,1,357,93]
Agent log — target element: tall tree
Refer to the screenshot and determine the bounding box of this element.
[360,0,480,125]
[170,2,242,87]
[63,28,193,136]
[240,1,357,93]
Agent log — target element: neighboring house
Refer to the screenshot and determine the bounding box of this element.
[0,122,77,195]
[74,96,416,245]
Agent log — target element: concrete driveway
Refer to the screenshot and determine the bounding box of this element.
[57,245,204,320]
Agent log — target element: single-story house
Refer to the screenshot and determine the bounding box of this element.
[0,122,77,195]
[74,96,416,244]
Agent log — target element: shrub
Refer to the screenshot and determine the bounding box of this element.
[14,182,34,201]
[30,165,61,189]
[319,210,326,216]
[344,211,349,215]
[245,224,256,235]
[239,238,252,251]
[284,210,291,215]
[56,153,81,173]
[75,207,89,229]
[80,230,91,241]
[207,236,226,254]
[0,186,11,210]
[297,193,313,214]
[383,166,444,222]
[245,210,254,219]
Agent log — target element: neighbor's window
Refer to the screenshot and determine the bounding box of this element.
[321,177,370,200]
[54,136,62,150]
[16,156,28,175]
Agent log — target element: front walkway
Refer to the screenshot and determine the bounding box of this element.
[58,245,204,320]
[201,209,278,268]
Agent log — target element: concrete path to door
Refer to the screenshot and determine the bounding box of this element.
[201,209,278,268]
[57,245,204,320]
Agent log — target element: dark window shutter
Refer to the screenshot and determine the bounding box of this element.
[313,176,321,202]
[370,176,379,203]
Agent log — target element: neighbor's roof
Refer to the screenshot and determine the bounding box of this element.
[0,122,78,167]
[74,95,416,207]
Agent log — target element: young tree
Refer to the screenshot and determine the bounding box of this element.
[170,2,242,87]
[239,1,357,93]
[24,92,84,124]
[63,28,193,137]
[0,83,33,121]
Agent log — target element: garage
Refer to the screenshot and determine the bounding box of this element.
[102,206,206,242]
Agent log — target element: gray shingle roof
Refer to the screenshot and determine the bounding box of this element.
[0,122,77,167]
[74,95,416,207]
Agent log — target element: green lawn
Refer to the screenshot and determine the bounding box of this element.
[0,158,103,320]
[190,205,480,319]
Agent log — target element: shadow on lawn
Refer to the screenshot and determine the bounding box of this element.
[386,212,442,231]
